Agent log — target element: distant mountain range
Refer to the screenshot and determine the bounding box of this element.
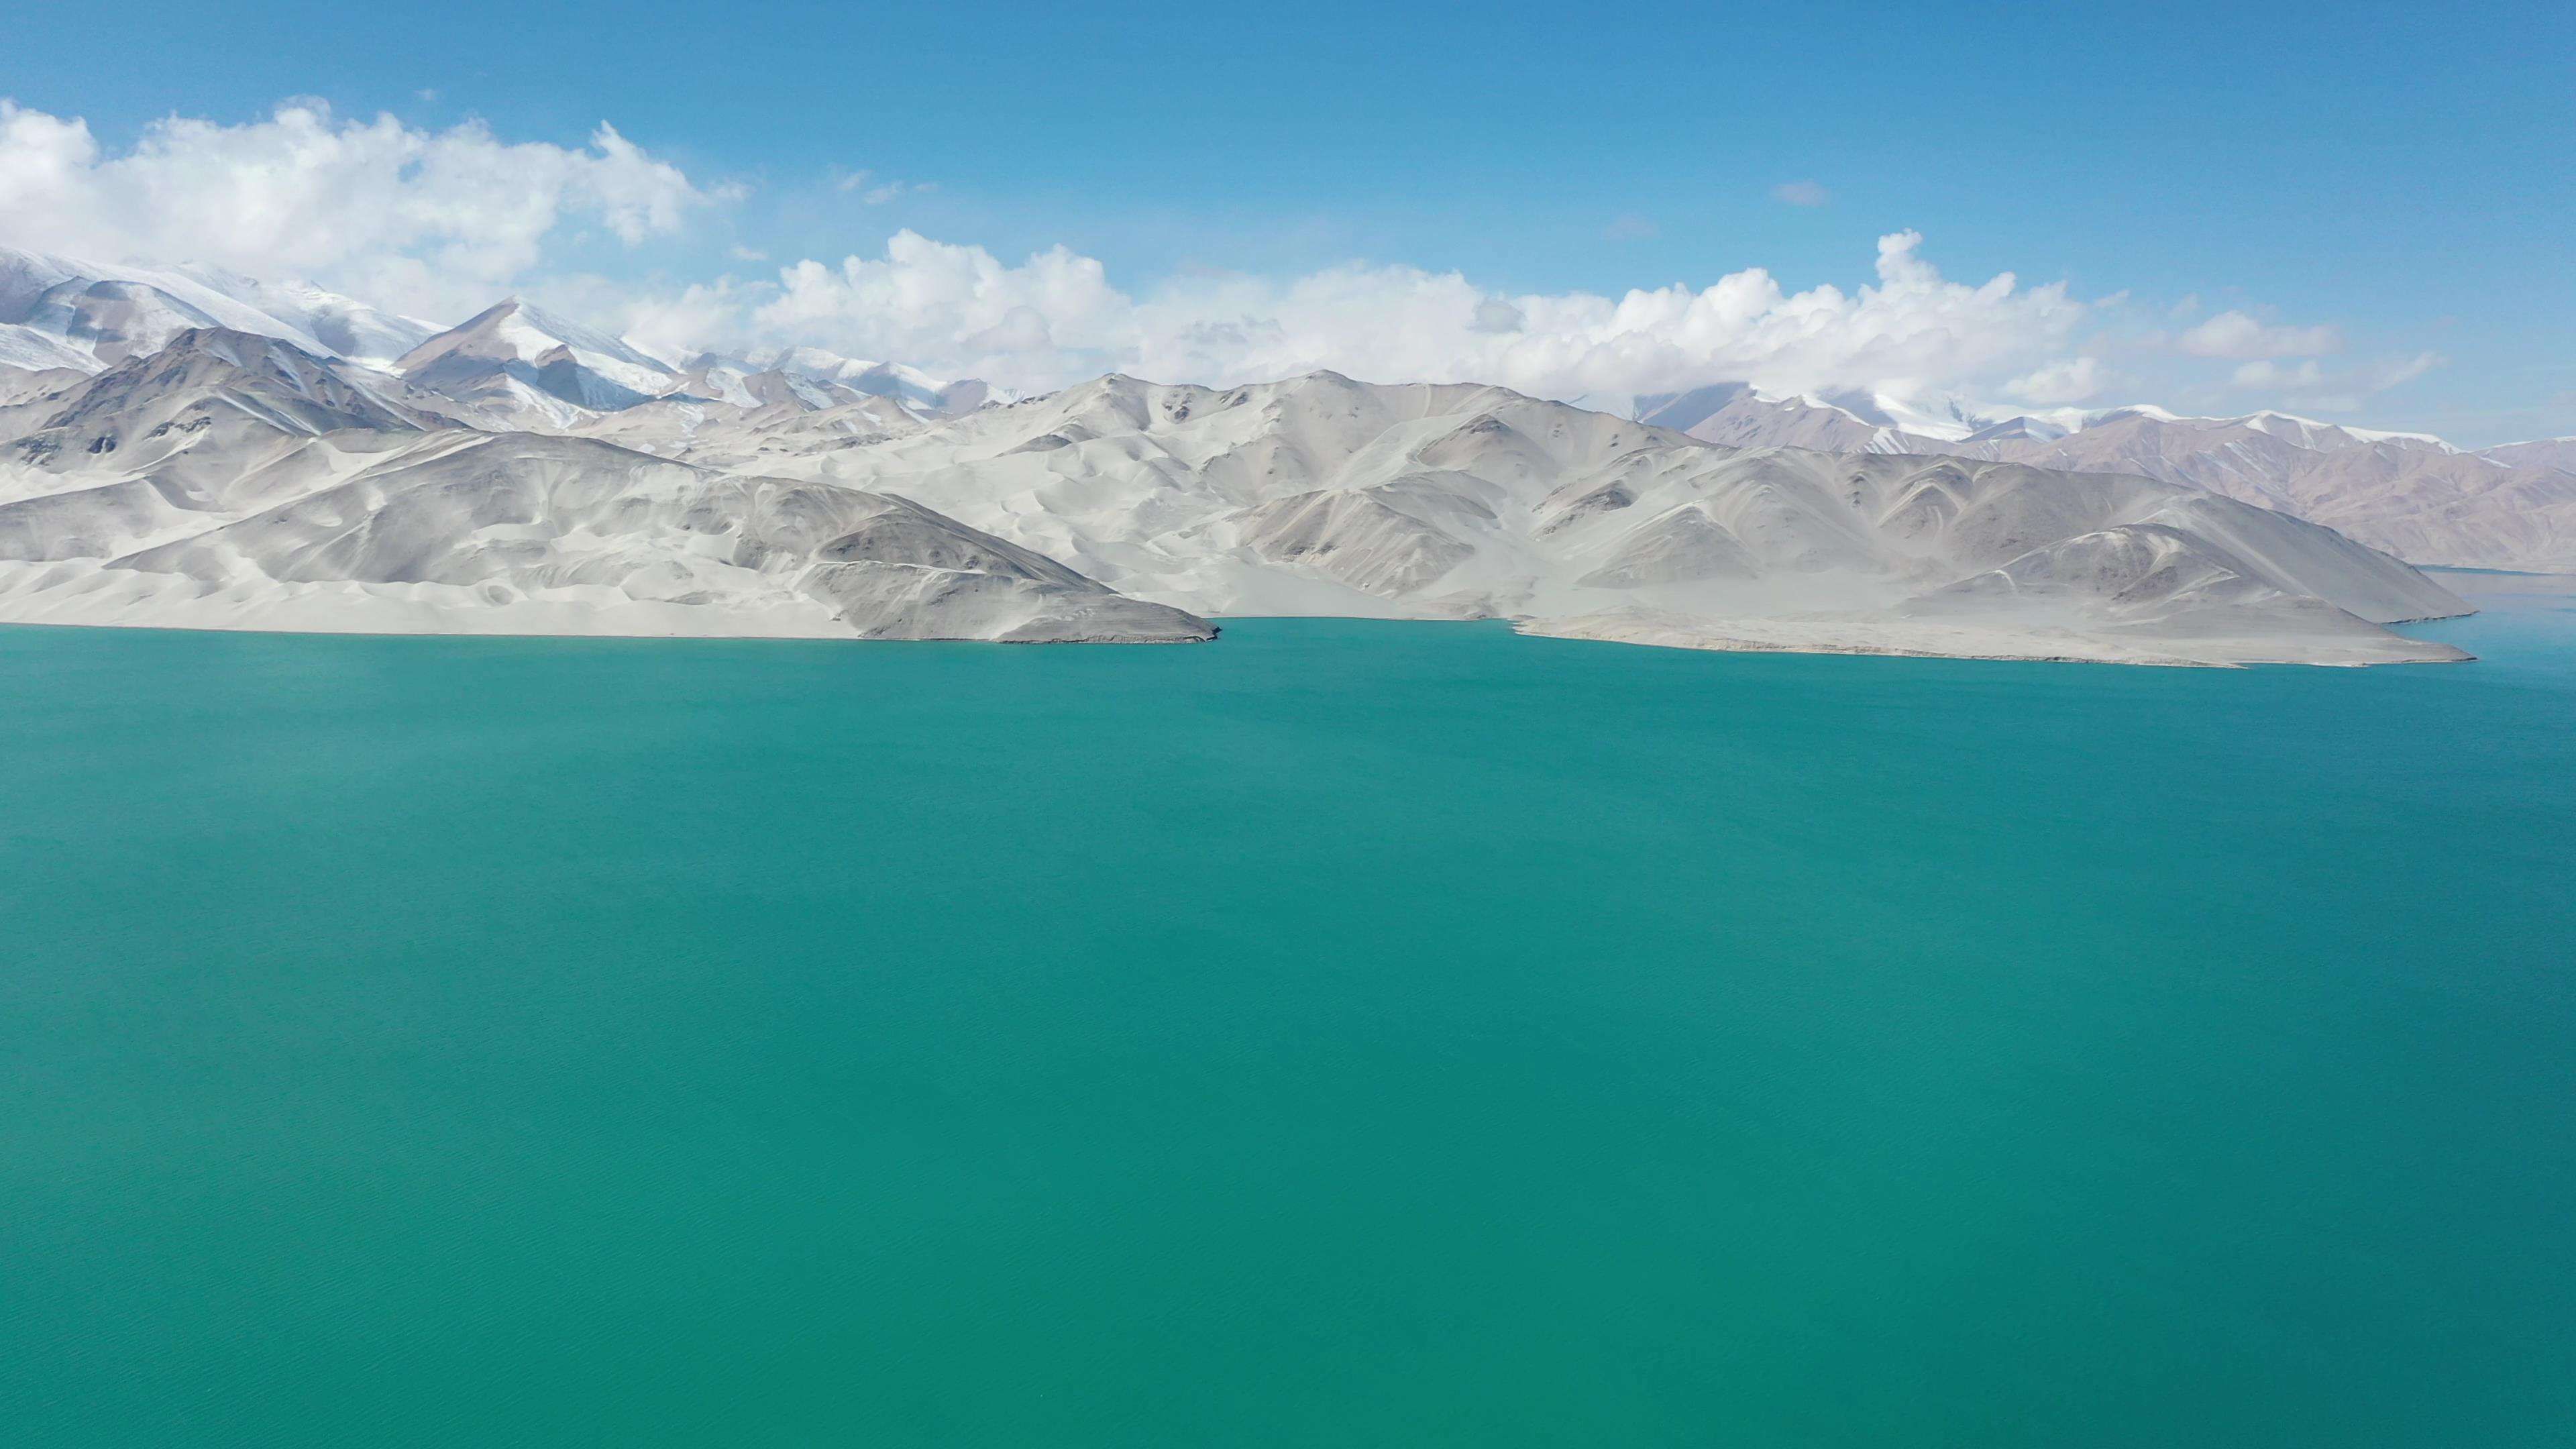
[0,246,996,433]
[0,322,2477,663]
[5,246,2569,583]
[0,325,1211,643]
[6,244,2568,660]
[0,248,437,374]
[1635,384,2576,573]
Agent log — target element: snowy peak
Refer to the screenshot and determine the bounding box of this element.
[769,345,873,380]
[0,245,434,372]
[13,278,229,367]
[1648,387,2576,569]
[386,301,991,428]
[5,326,449,477]
[2480,436,2576,475]
[169,267,438,367]
[658,358,916,416]
[394,299,682,424]
[767,346,991,416]
[396,299,677,382]
[1630,383,1755,434]
[0,249,1003,429]
[42,327,445,433]
[0,319,112,373]
[1960,415,2072,445]
[1636,384,1910,453]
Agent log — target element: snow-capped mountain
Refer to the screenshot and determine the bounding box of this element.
[184,270,440,368]
[1638,385,2576,572]
[372,312,994,433]
[0,246,437,372]
[5,246,2563,580]
[1636,384,1920,453]
[769,347,994,416]
[0,323,95,374]
[743,370,2467,665]
[666,356,861,413]
[0,330,1208,643]
[0,252,2557,657]
[391,299,688,426]
[0,331,2472,664]
[4,326,449,464]
[0,249,998,439]
[2481,436,2576,476]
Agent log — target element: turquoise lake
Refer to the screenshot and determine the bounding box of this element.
[3,578,2571,1446]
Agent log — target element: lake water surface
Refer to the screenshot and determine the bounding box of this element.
[4,578,2571,1446]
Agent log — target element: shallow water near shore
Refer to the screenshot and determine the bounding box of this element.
[3,578,2571,1447]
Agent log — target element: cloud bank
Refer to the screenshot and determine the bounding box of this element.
[622,227,2096,417]
[0,98,2428,419]
[0,99,704,320]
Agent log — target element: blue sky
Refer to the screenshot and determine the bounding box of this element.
[2,0,2567,440]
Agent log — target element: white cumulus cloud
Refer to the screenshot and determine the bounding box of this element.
[2006,356,2108,404]
[0,99,707,319]
[3,101,2425,422]
[647,227,2095,417]
[2230,350,2443,413]
[2176,309,2343,360]
[737,231,1132,381]
[2231,358,2326,389]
